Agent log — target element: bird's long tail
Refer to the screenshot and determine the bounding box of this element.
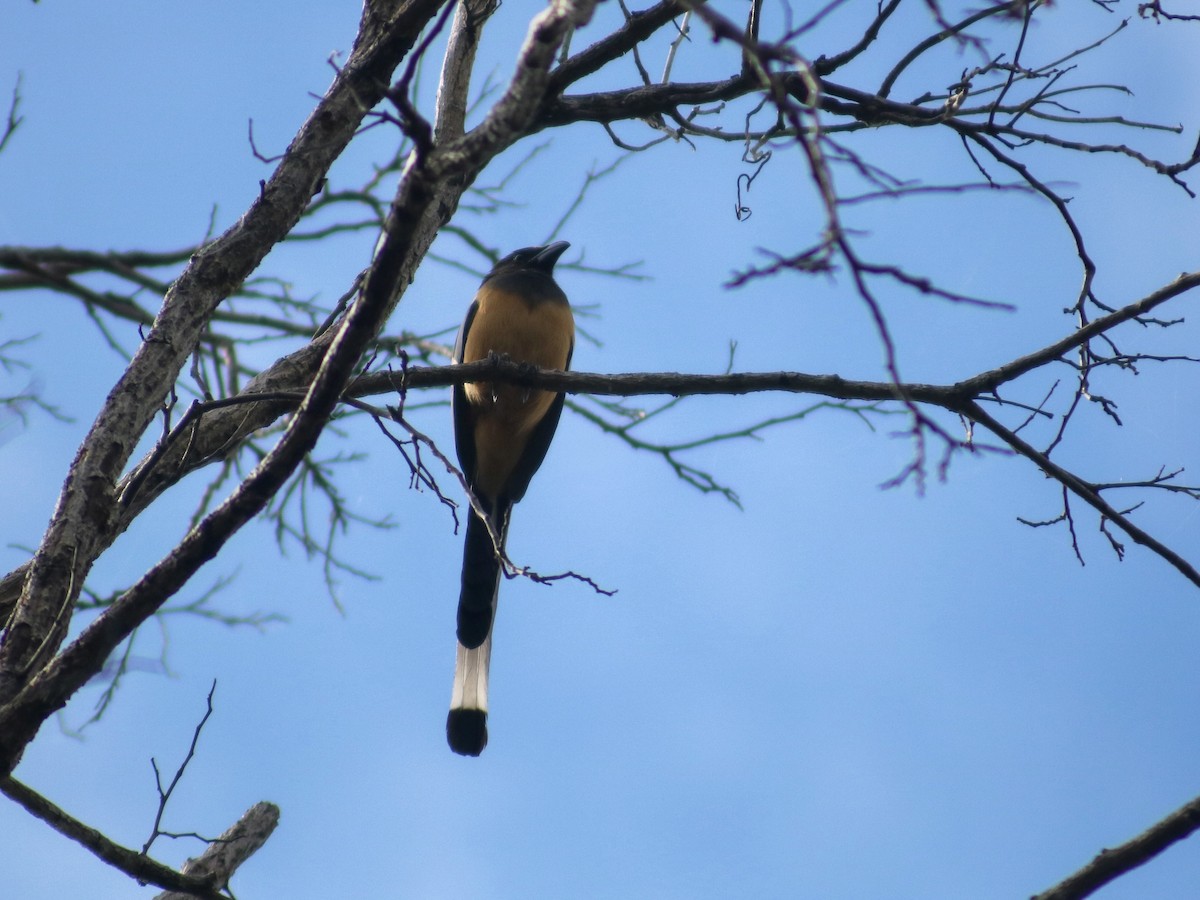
[448,506,508,756]
[456,505,506,649]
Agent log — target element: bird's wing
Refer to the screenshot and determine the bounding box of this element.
[451,298,481,486]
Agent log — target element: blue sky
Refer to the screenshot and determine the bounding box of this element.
[3,2,1200,898]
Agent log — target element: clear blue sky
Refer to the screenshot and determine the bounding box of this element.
[3,2,1200,898]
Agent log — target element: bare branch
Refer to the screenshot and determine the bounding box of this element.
[0,74,24,156]
[1138,1,1200,24]
[1033,790,1200,900]
[143,681,217,855]
[963,400,1200,592]
[0,777,230,899]
[878,1,1023,99]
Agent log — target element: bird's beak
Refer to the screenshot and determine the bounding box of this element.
[533,241,570,268]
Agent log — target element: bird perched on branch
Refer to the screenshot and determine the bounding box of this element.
[447,241,574,757]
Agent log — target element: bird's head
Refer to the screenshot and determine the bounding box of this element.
[489,241,570,277]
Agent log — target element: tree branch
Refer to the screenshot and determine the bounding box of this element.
[0,776,231,899]
[962,400,1200,591]
[0,0,448,705]
[1033,791,1200,900]
[0,0,598,779]
[154,802,281,900]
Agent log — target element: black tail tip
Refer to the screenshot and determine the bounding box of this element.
[447,709,488,757]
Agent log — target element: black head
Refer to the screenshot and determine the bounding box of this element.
[489,241,570,277]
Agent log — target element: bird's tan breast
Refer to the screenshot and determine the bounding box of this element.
[463,285,574,370]
[461,285,574,497]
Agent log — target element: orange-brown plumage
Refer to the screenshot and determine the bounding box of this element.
[460,282,574,499]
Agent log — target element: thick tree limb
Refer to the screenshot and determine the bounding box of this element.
[0,0,598,777]
[549,0,685,92]
[434,0,499,143]
[0,0,448,705]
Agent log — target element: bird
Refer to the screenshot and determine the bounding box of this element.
[447,240,574,757]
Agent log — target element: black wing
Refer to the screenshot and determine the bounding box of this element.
[451,298,480,487]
